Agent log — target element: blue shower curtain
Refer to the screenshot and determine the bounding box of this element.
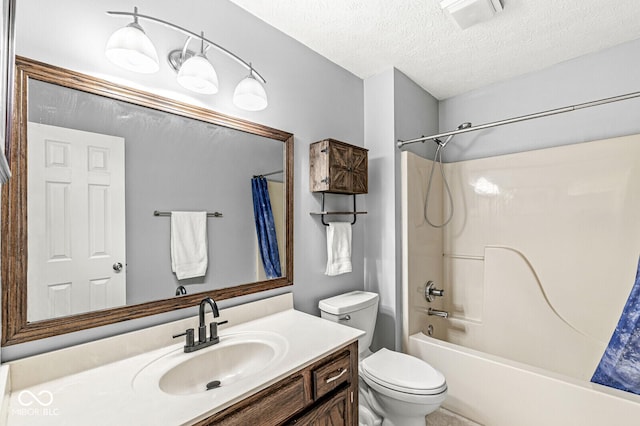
[251,177,281,279]
[591,257,640,394]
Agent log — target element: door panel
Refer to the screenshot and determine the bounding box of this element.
[27,123,126,321]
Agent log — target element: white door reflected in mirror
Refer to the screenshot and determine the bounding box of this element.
[27,123,126,321]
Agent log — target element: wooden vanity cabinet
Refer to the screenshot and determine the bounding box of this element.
[195,341,358,426]
[310,139,368,194]
[291,387,351,425]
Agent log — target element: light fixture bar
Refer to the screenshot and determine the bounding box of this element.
[106,10,266,84]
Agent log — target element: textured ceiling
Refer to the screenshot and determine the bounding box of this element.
[228,0,640,100]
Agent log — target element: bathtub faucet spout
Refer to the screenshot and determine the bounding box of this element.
[428,308,449,319]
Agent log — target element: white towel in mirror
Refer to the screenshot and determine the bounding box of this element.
[325,222,352,276]
[170,211,208,280]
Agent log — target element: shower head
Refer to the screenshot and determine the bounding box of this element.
[437,122,473,148]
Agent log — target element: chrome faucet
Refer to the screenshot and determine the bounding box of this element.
[173,297,227,353]
[427,307,449,319]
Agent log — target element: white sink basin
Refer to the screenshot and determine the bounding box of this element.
[133,331,288,396]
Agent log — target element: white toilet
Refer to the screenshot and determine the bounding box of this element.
[319,291,447,426]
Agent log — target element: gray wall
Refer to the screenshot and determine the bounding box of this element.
[363,69,395,352]
[29,80,283,305]
[364,69,438,351]
[4,0,364,360]
[439,37,640,162]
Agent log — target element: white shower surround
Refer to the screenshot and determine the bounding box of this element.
[401,134,640,423]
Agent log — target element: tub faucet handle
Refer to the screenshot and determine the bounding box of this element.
[425,281,445,302]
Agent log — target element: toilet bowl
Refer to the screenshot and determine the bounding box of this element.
[319,291,447,426]
[360,348,447,426]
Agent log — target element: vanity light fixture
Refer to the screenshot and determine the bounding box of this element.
[105,7,159,73]
[105,7,268,110]
[233,64,269,112]
[176,32,219,94]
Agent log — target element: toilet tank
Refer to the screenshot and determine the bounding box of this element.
[318,291,379,355]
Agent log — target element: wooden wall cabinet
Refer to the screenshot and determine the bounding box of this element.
[196,341,358,426]
[310,139,368,194]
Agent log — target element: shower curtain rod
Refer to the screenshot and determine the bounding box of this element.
[396,90,640,149]
[253,169,283,178]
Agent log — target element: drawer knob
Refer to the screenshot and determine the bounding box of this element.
[325,368,347,384]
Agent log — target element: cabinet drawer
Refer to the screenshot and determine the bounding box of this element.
[312,352,351,400]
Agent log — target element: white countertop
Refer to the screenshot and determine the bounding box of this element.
[4,309,362,425]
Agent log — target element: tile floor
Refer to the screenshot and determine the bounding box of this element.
[426,408,482,426]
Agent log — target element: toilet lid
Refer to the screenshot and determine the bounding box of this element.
[360,348,446,395]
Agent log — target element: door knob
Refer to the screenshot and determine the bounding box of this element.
[113,262,123,272]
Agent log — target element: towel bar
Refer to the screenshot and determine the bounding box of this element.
[309,194,366,226]
[154,210,223,217]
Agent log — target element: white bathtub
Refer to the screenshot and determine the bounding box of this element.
[408,332,640,426]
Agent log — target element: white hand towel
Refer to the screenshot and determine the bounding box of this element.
[325,222,352,276]
[170,211,208,280]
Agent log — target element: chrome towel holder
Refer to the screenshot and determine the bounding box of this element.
[310,194,366,226]
[153,210,223,218]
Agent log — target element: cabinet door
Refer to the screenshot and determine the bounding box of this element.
[327,142,352,193]
[310,139,368,194]
[350,148,368,194]
[206,375,308,426]
[290,388,350,426]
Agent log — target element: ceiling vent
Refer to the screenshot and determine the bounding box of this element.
[440,0,503,30]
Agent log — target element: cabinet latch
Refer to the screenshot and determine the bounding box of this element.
[321,177,329,184]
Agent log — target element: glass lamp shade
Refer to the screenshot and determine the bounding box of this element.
[177,55,219,94]
[105,24,159,74]
[233,75,268,111]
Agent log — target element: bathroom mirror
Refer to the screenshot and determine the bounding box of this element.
[1,57,294,345]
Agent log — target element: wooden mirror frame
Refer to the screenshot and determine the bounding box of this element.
[1,56,294,346]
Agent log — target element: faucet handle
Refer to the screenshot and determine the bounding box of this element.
[425,280,445,302]
[209,320,228,344]
[173,328,195,348]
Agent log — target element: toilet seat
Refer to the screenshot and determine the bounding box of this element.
[360,348,447,396]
